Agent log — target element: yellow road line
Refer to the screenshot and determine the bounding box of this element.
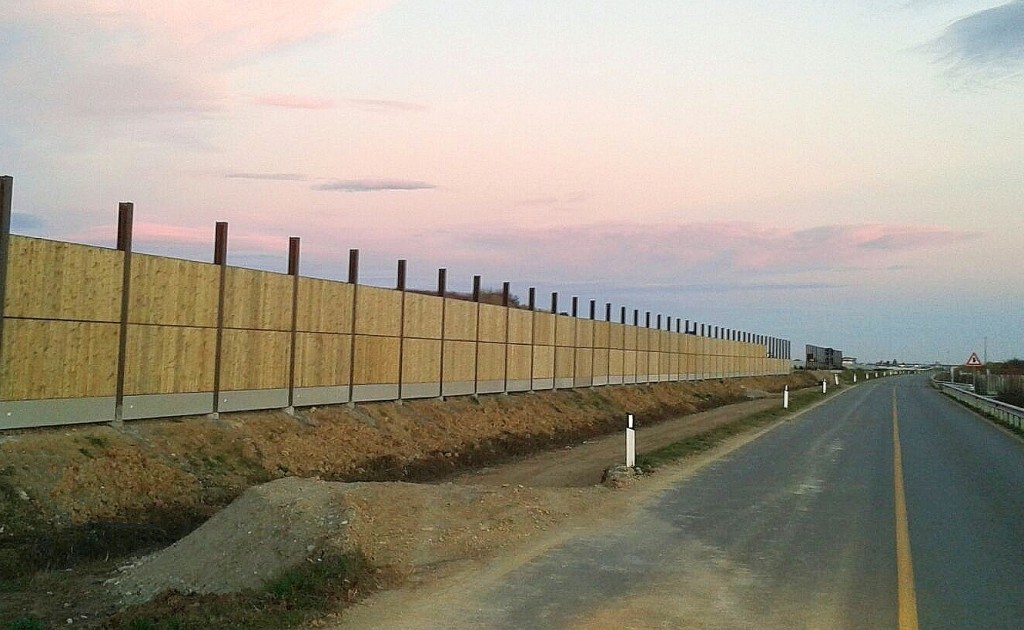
[893,387,919,629]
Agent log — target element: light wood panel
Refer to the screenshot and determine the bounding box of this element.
[403,293,442,339]
[353,285,401,337]
[294,332,350,388]
[507,309,533,345]
[477,304,506,343]
[443,299,477,341]
[222,267,293,331]
[352,335,400,385]
[129,254,220,327]
[476,342,506,382]
[442,340,476,382]
[297,278,353,334]
[1,319,119,400]
[219,329,290,391]
[123,324,216,395]
[4,236,122,322]
[402,338,441,383]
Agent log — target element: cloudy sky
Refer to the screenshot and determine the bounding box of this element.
[3,1,1022,364]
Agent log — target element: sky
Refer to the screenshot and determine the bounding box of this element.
[2,1,1022,365]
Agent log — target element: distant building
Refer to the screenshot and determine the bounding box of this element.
[842,357,856,367]
[806,344,843,370]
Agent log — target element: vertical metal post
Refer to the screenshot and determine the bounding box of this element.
[0,176,12,377]
[397,260,408,401]
[502,281,510,393]
[211,222,228,415]
[473,275,481,396]
[287,237,300,409]
[397,259,407,291]
[620,306,626,324]
[551,292,558,389]
[589,300,596,385]
[347,249,359,404]
[605,302,612,322]
[528,287,536,391]
[438,268,447,397]
[571,296,578,317]
[113,202,134,424]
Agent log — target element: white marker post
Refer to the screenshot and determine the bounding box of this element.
[625,414,636,467]
[822,379,827,395]
[783,385,790,409]
[853,373,857,383]
[834,374,839,386]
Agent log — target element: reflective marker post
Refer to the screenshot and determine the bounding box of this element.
[822,380,827,395]
[784,385,789,409]
[626,414,636,467]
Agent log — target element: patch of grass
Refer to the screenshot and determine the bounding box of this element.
[5,618,46,630]
[107,553,383,630]
[636,390,824,470]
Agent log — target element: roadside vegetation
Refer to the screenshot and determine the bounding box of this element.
[636,387,828,471]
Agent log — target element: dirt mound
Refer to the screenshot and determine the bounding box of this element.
[108,477,601,605]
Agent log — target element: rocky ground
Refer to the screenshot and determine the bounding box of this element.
[0,372,822,627]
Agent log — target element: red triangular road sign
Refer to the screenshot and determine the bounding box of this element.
[965,352,983,367]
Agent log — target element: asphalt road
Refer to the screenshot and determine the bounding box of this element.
[347,374,1024,629]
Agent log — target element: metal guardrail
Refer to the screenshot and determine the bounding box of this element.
[934,379,1024,431]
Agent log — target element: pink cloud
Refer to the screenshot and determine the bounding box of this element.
[369,221,981,283]
[6,1,389,126]
[255,95,337,110]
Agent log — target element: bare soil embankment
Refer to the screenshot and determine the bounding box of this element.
[0,372,821,627]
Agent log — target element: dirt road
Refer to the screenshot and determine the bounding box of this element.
[452,397,781,487]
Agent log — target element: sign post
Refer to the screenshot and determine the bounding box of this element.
[625,414,636,467]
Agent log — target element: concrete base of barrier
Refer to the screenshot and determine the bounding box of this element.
[0,397,116,430]
[506,379,532,392]
[123,392,214,420]
[442,381,475,397]
[293,386,350,407]
[218,389,289,413]
[477,379,505,395]
[400,382,441,400]
[352,384,400,403]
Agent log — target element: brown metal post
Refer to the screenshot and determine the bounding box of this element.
[0,176,12,376]
[502,281,510,392]
[397,260,407,400]
[347,249,359,404]
[528,287,536,390]
[114,202,134,423]
[212,222,228,414]
[287,237,300,408]
[438,268,447,397]
[551,292,558,389]
[473,275,481,396]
